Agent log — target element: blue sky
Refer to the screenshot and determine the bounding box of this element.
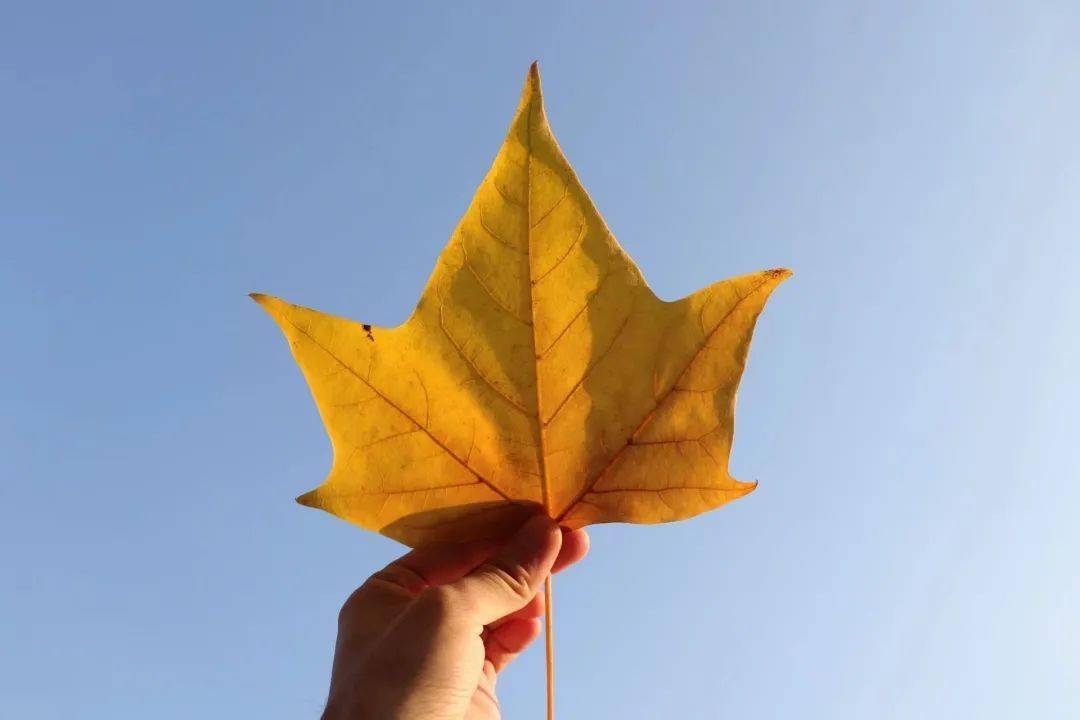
[3,2,1078,718]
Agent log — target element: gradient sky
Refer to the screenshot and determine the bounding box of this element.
[4,2,1078,718]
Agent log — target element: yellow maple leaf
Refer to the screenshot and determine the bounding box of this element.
[253,63,790,548]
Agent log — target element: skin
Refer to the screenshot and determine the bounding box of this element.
[322,515,590,720]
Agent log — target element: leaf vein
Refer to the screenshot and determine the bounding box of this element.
[534,217,585,284]
[542,309,632,427]
[529,186,567,228]
[536,269,613,359]
[459,233,532,325]
[275,314,513,502]
[437,303,532,418]
[554,275,775,520]
[477,207,527,255]
[492,179,525,208]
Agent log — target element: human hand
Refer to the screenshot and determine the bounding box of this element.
[321,514,590,719]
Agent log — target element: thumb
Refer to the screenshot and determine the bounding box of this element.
[448,514,562,625]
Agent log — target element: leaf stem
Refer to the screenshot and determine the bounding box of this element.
[544,575,555,720]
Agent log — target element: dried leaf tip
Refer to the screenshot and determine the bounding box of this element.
[249,293,289,318]
[525,61,543,99]
[249,292,279,312]
[296,489,320,508]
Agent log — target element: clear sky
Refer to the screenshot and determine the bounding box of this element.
[3,2,1078,718]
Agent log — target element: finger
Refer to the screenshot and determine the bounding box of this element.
[552,528,589,574]
[446,514,562,625]
[485,617,543,672]
[367,526,585,598]
[471,661,500,714]
[339,537,500,639]
[488,527,589,628]
[380,537,502,595]
[374,526,585,601]
[490,590,545,628]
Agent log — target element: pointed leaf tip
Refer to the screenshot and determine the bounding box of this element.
[296,489,320,508]
[249,292,280,316]
[524,61,542,98]
[249,293,289,317]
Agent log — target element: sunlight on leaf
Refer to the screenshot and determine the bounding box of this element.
[253,63,790,548]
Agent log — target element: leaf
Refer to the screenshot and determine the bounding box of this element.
[253,63,790,548]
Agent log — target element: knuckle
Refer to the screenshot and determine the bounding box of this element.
[414,585,461,623]
[481,559,533,601]
[337,586,366,627]
[368,562,427,596]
